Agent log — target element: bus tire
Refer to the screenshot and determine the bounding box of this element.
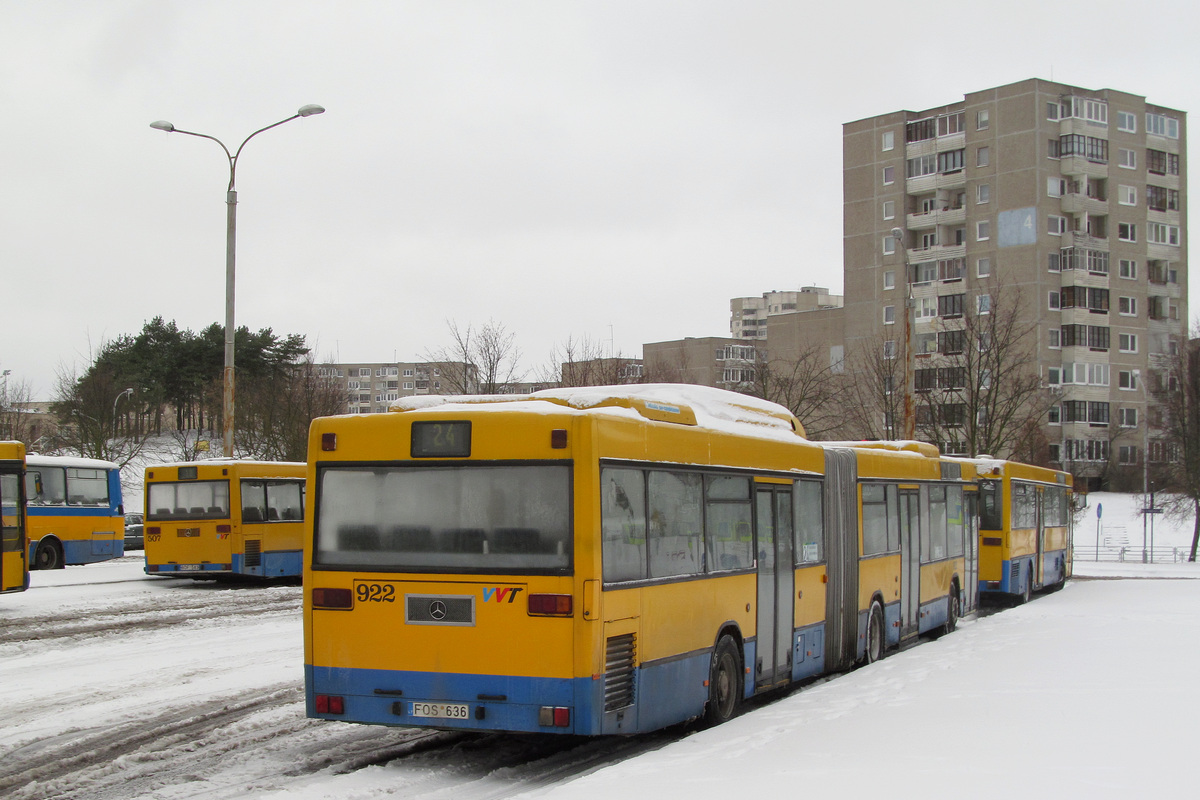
[1020,569,1033,604]
[865,600,886,664]
[35,540,64,570]
[704,635,741,726]
[943,584,960,636]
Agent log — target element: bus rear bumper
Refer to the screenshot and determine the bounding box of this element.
[306,664,600,734]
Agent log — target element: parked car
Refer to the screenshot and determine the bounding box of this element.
[124,512,144,551]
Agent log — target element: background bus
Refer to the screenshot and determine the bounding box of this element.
[143,460,305,579]
[304,386,975,736]
[1,442,28,593]
[25,454,124,569]
[975,458,1073,602]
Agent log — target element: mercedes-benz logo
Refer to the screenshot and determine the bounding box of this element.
[429,600,447,621]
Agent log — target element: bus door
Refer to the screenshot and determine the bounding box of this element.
[1,464,26,592]
[963,490,979,612]
[754,483,794,691]
[898,489,921,640]
[1034,488,1046,589]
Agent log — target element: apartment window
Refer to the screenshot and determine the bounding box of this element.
[1072,97,1108,125]
[1118,297,1137,316]
[1118,148,1136,169]
[1148,223,1180,246]
[1047,178,1065,198]
[403,369,414,377]
[882,131,895,151]
[882,166,895,185]
[883,200,895,220]
[976,220,991,241]
[914,261,937,283]
[883,270,895,290]
[1048,138,1061,159]
[1146,186,1180,212]
[906,118,936,143]
[1088,363,1110,387]
[1118,223,1136,242]
[939,258,964,281]
[1059,134,1108,163]
[1047,101,1061,121]
[977,293,992,314]
[938,294,964,318]
[1048,291,1061,310]
[1119,333,1138,353]
[883,306,896,325]
[938,149,965,174]
[1048,328,1061,348]
[977,258,991,278]
[403,381,414,390]
[1119,185,1137,206]
[883,235,897,255]
[883,340,896,359]
[938,330,965,354]
[1048,252,1061,272]
[1117,111,1137,133]
[1048,215,1067,235]
[1119,370,1139,390]
[907,154,937,178]
[1119,259,1137,279]
[976,146,990,167]
[917,297,937,319]
[938,112,965,136]
[976,109,989,130]
[976,183,990,204]
[1146,112,1179,139]
[1048,407,1062,427]
[1118,445,1139,465]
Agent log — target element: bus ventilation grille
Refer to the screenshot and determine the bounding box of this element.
[245,539,262,568]
[604,633,636,712]
[1009,561,1021,588]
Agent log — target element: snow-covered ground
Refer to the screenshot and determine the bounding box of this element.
[2,494,1197,799]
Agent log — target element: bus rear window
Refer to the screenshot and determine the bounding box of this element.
[314,464,571,572]
[148,481,231,520]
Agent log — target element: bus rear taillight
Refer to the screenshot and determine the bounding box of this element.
[528,593,573,616]
[312,588,353,609]
[538,706,570,727]
[315,694,345,714]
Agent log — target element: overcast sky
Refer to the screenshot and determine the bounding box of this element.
[2,0,1196,398]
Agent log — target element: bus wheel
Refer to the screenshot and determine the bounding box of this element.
[35,540,63,570]
[865,601,886,664]
[1020,571,1033,604]
[705,635,741,726]
[943,585,960,635]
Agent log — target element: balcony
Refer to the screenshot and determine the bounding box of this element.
[906,242,966,263]
[1060,193,1108,216]
[905,205,966,231]
[1061,230,1108,249]
[1059,154,1108,178]
[906,170,967,194]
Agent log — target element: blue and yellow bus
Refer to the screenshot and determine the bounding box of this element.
[974,458,1073,602]
[25,454,124,569]
[303,385,975,735]
[1,442,28,593]
[143,460,306,579]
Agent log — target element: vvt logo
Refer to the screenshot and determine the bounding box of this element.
[482,587,524,604]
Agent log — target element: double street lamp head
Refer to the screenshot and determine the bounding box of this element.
[148,104,325,134]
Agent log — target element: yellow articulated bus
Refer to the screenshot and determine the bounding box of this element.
[25,454,124,569]
[1,442,29,593]
[304,385,974,735]
[143,460,306,579]
[973,458,1073,603]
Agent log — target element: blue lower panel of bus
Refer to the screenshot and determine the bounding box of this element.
[232,550,302,578]
[979,550,1067,599]
[307,664,607,734]
[60,538,124,565]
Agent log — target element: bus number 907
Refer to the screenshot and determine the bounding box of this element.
[356,583,396,603]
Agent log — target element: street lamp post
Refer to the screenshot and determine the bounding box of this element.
[150,105,325,457]
[891,227,915,439]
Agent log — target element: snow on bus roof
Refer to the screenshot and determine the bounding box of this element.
[390,384,805,440]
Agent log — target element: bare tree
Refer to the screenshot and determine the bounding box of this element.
[237,354,346,462]
[749,344,852,439]
[46,363,151,468]
[839,334,907,441]
[424,320,520,395]
[1146,330,1200,561]
[542,335,642,387]
[0,370,38,446]
[911,283,1053,457]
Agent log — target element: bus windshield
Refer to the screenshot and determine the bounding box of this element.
[147,481,231,520]
[314,464,571,572]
